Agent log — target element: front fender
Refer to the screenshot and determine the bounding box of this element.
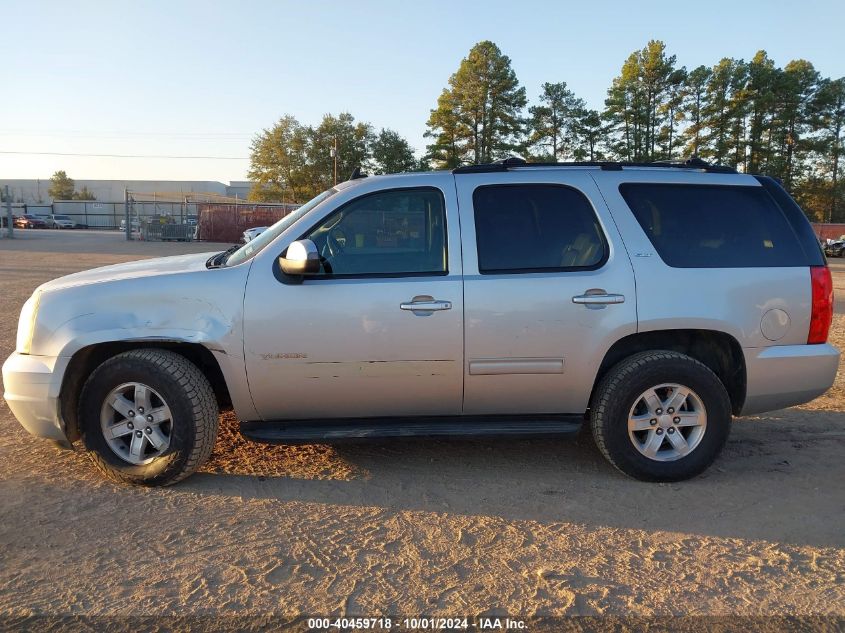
[28,264,258,421]
[47,298,231,358]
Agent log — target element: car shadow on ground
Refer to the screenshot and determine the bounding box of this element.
[168,410,845,550]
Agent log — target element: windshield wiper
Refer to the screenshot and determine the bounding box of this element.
[206,244,241,269]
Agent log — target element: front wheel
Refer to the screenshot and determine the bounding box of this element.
[79,349,219,486]
[590,351,731,482]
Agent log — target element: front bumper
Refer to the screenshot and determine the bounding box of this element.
[2,352,70,442]
[741,343,840,415]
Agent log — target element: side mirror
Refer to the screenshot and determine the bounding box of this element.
[279,239,320,277]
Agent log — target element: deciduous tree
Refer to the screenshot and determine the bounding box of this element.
[48,170,75,200]
[72,186,96,200]
[248,115,313,203]
[308,113,374,189]
[371,129,417,174]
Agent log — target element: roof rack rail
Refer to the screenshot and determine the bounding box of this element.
[451,156,528,173]
[452,156,736,174]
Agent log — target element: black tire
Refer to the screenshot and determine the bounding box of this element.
[590,351,731,482]
[79,349,218,486]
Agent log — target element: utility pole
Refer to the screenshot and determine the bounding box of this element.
[331,136,338,186]
[124,188,131,241]
[4,185,13,238]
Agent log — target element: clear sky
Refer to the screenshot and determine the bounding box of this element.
[2,0,844,183]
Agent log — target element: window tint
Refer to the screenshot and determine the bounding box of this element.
[473,184,606,273]
[305,188,447,276]
[619,183,806,268]
[754,176,825,266]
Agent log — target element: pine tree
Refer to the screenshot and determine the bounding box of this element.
[678,65,711,157]
[604,50,643,160]
[699,58,743,165]
[572,109,608,161]
[745,51,778,173]
[812,77,845,221]
[658,68,688,159]
[776,60,820,188]
[425,41,527,165]
[425,89,464,168]
[528,82,584,160]
[604,41,680,161]
[640,41,680,160]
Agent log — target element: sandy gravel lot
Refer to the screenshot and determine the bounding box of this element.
[1,231,843,628]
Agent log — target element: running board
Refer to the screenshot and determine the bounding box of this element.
[240,415,583,444]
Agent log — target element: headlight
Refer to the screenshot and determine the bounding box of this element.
[16,291,42,354]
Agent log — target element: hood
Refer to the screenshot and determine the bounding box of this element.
[38,251,219,293]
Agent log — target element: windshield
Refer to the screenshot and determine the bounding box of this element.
[224,187,338,267]
[54,215,71,220]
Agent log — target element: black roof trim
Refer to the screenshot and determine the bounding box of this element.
[349,166,368,180]
[452,156,737,175]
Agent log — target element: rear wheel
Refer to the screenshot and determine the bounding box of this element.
[79,349,218,486]
[590,351,731,481]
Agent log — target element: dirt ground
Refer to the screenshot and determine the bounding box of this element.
[0,230,844,628]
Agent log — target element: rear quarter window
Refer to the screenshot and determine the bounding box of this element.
[619,183,807,268]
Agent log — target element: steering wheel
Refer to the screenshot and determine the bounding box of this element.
[326,229,347,259]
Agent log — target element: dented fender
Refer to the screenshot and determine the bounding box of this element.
[24,253,259,420]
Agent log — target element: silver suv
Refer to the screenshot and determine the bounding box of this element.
[3,158,839,485]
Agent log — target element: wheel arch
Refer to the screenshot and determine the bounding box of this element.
[60,340,230,443]
[590,329,746,415]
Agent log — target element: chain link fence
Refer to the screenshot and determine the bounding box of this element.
[6,200,197,230]
[5,195,299,243]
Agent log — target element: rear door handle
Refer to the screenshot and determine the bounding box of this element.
[400,298,452,313]
[572,293,625,305]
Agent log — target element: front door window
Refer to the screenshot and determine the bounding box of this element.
[305,188,447,276]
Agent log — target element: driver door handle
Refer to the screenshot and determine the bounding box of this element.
[572,293,625,305]
[400,298,452,313]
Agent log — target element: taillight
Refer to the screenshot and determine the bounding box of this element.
[808,266,834,344]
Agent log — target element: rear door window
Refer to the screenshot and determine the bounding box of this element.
[619,183,807,268]
[473,184,606,273]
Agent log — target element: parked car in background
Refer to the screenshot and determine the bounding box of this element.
[2,158,838,486]
[242,226,268,243]
[824,235,845,257]
[45,214,79,229]
[14,214,47,229]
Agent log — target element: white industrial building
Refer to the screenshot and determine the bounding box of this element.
[0,179,253,203]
